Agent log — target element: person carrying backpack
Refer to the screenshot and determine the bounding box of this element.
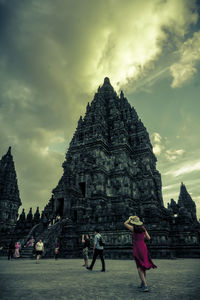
[87,229,105,272]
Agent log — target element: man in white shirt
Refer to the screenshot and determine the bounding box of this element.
[35,239,44,264]
[87,229,105,272]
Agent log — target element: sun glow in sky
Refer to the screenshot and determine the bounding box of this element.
[0,0,200,217]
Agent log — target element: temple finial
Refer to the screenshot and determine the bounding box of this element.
[104,77,110,85]
[7,146,11,155]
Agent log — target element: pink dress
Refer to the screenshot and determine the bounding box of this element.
[132,231,157,271]
[14,242,20,258]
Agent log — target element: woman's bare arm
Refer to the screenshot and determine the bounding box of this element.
[124,219,133,232]
[82,234,85,243]
[144,230,151,240]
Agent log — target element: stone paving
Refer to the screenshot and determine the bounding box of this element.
[0,258,200,300]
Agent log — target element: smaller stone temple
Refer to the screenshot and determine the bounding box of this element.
[168,183,197,223]
[0,147,21,232]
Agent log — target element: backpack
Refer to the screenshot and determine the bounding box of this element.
[99,236,105,247]
[85,239,90,248]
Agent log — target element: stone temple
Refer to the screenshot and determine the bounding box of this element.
[0,147,21,231]
[0,78,200,258]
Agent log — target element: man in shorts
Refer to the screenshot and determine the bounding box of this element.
[35,239,44,264]
[82,234,90,267]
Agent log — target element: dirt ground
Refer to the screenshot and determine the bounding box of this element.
[0,258,200,300]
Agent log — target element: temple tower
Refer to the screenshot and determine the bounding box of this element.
[177,183,197,222]
[28,78,200,258]
[0,147,21,231]
[51,78,163,227]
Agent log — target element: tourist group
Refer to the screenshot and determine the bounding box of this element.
[7,216,157,292]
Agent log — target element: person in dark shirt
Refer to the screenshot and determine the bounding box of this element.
[82,234,90,268]
[8,240,15,260]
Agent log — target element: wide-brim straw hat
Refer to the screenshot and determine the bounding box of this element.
[129,216,143,225]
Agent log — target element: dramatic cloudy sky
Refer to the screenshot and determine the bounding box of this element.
[0,0,200,218]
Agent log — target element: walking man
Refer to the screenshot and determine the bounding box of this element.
[8,240,15,260]
[35,239,44,264]
[87,229,105,272]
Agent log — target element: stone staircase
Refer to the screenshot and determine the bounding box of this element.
[20,219,66,258]
[21,246,34,259]
[39,222,63,257]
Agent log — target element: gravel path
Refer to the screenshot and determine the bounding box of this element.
[0,258,200,299]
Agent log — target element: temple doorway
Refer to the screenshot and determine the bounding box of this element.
[79,182,86,197]
[74,210,77,222]
[56,198,64,217]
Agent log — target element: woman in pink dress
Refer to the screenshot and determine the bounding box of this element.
[14,241,20,258]
[124,216,157,292]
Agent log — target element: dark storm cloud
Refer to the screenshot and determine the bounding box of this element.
[0,0,199,216]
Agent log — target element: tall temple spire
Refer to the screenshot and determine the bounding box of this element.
[7,146,11,156]
[0,147,21,229]
[0,146,12,167]
[70,78,154,156]
[51,77,163,222]
[101,77,113,89]
[104,77,110,84]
